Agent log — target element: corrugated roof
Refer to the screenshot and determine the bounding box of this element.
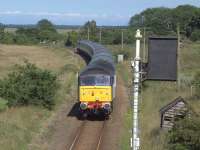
[78,40,115,76]
[159,96,187,114]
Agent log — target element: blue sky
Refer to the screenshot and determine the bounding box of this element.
[0,0,200,25]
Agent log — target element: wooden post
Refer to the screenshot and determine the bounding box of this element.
[99,27,102,43]
[87,27,90,40]
[121,30,124,50]
[177,24,181,90]
[143,27,146,62]
[191,86,193,97]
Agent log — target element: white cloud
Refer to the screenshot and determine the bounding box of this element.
[0,11,130,25]
[0,11,22,15]
[0,11,82,17]
[26,12,82,17]
[0,10,129,19]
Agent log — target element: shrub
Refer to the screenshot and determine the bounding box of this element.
[0,62,59,110]
[65,31,78,47]
[167,116,200,150]
[190,30,200,41]
[0,32,15,44]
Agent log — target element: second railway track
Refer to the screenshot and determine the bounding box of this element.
[68,118,106,150]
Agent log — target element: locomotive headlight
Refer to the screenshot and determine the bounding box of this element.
[80,102,88,110]
[103,103,111,110]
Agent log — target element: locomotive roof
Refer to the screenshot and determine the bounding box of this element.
[78,40,115,76]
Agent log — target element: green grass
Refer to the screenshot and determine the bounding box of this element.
[4,28,17,33]
[120,108,132,150]
[57,28,78,35]
[4,28,77,35]
[0,98,8,112]
[0,106,50,150]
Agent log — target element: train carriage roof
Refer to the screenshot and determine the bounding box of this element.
[77,40,115,76]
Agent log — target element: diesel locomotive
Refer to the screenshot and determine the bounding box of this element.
[77,40,116,116]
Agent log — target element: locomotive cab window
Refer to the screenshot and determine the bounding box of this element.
[80,75,111,86]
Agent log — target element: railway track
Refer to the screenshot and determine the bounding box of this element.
[68,119,106,150]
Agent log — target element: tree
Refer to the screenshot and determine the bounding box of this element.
[37,19,59,42]
[190,29,200,41]
[65,31,78,47]
[1,32,14,44]
[82,20,98,41]
[129,5,200,36]
[0,23,5,40]
[129,7,173,35]
[15,27,40,44]
[37,19,56,32]
[186,14,200,37]
[171,5,200,32]
[0,23,4,33]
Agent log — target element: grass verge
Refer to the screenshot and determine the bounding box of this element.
[0,44,83,150]
[110,41,200,150]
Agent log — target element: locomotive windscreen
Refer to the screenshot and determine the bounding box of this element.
[80,75,111,86]
[147,37,178,81]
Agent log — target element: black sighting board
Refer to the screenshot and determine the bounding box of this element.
[147,37,178,81]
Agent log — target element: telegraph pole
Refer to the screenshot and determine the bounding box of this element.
[142,15,146,62]
[121,30,124,50]
[131,29,142,150]
[78,26,81,41]
[143,27,146,62]
[99,27,102,43]
[177,24,181,90]
[87,27,90,40]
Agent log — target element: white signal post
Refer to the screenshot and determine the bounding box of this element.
[131,29,142,150]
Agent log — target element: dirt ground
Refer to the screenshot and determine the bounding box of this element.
[33,76,129,150]
[98,77,129,150]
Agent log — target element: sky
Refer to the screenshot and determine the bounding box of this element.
[0,0,200,26]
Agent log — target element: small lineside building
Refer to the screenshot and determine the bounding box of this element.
[160,96,188,129]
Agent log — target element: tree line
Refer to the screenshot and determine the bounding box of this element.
[0,19,63,45]
[0,19,136,46]
[65,20,136,47]
[129,5,200,41]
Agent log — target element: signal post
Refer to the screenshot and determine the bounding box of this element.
[131,29,142,150]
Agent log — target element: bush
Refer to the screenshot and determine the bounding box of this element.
[0,62,59,110]
[190,30,200,41]
[0,32,15,44]
[167,116,200,150]
[65,31,78,47]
